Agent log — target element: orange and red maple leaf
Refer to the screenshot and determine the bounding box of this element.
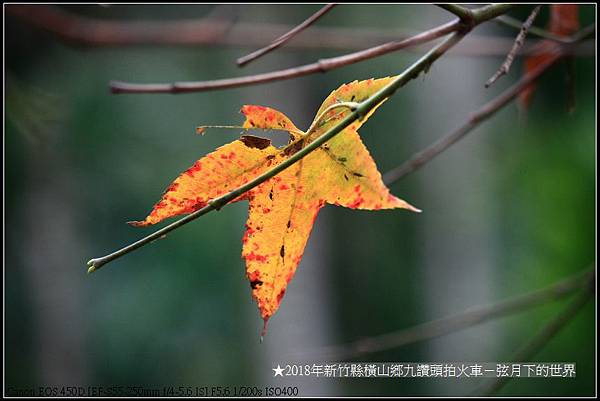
[129,77,420,330]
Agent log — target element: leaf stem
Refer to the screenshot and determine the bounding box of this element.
[305,101,359,136]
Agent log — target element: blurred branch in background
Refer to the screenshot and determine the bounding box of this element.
[5,73,66,144]
[6,5,594,60]
[382,43,559,184]
[286,267,594,361]
[496,14,589,44]
[382,22,594,183]
[236,3,337,67]
[476,271,595,396]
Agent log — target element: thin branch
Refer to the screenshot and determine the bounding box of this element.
[497,16,597,43]
[285,267,594,361]
[109,4,513,94]
[236,3,337,67]
[87,31,467,273]
[564,23,596,43]
[382,24,595,184]
[496,14,570,43]
[109,20,460,94]
[5,4,238,47]
[436,4,474,25]
[486,5,541,88]
[476,273,594,396]
[8,5,593,57]
[383,50,561,185]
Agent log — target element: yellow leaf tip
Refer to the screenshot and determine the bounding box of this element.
[398,199,422,213]
[408,205,422,213]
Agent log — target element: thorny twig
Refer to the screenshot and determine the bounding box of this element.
[383,24,593,184]
[486,5,541,88]
[383,46,558,184]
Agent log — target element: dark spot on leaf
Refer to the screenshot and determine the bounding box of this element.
[269,189,273,200]
[287,220,291,229]
[240,135,271,150]
[338,157,347,162]
[353,172,364,177]
[351,95,356,101]
[266,154,275,160]
[280,245,285,258]
[250,279,263,290]
[284,139,304,156]
[344,174,349,181]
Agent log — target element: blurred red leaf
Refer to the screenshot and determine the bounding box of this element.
[519,5,579,109]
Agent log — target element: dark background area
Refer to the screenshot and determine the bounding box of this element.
[5,4,596,397]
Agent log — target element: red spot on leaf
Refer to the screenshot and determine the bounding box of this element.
[166,182,180,192]
[276,288,286,304]
[348,196,364,208]
[248,270,261,282]
[246,251,267,263]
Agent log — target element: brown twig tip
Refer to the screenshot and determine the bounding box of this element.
[485,5,541,88]
[237,3,337,67]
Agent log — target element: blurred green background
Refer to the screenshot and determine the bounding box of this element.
[5,4,596,397]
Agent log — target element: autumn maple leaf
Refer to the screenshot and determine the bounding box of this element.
[129,77,420,333]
